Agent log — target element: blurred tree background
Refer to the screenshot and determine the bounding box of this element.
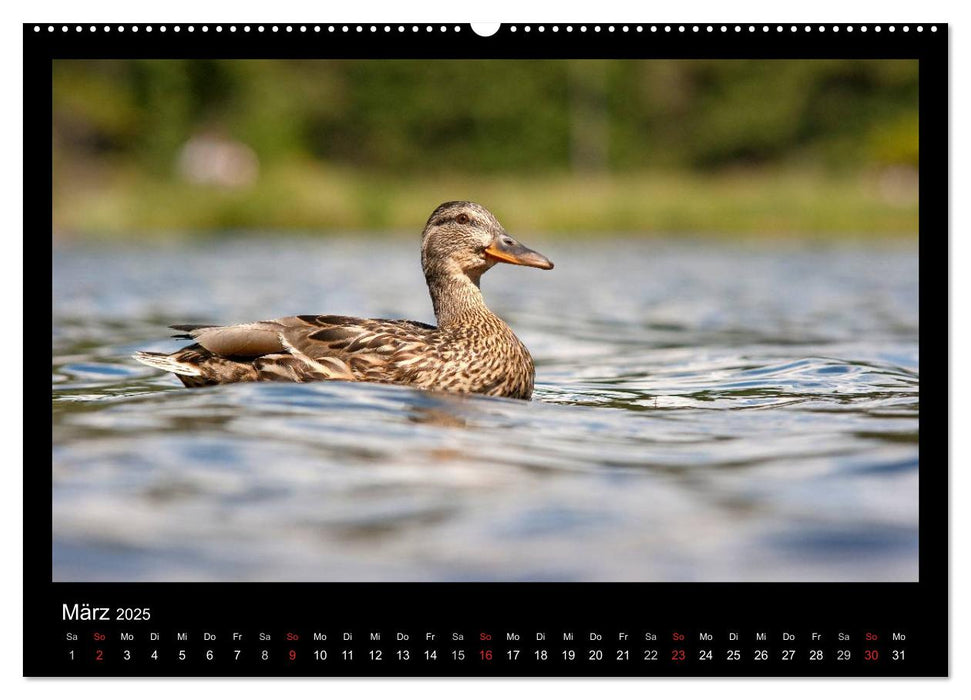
[52,59,918,237]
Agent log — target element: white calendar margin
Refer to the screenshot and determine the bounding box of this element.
[2,0,964,697]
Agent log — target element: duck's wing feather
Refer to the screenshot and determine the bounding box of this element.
[279,315,435,356]
[277,314,438,381]
[171,315,439,383]
[170,321,288,357]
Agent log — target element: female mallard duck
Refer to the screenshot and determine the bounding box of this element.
[134,201,553,400]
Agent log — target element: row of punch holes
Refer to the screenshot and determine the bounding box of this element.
[34,24,939,35]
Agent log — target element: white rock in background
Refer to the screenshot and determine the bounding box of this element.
[176,133,259,188]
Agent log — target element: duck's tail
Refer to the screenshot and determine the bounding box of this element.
[132,351,203,377]
[133,346,261,387]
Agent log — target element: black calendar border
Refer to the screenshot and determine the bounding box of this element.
[30,23,948,677]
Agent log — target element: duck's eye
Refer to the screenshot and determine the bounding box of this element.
[455,213,470,225]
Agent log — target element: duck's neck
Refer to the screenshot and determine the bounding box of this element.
[427,271,495,329]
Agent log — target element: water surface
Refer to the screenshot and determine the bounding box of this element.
[52,236,919,581]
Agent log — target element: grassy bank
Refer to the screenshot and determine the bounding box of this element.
[53,161,918,239]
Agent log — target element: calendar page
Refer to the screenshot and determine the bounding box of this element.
[32,19,946,677]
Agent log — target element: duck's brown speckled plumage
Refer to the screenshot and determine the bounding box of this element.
[134,201,553,400]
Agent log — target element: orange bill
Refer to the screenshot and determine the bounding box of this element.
[484,235,554,270]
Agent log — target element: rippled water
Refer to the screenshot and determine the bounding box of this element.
[52,236,919,581]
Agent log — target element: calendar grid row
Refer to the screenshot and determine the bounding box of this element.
[60,628,911,669]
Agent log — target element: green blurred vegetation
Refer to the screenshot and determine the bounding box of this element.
[52,59,919,237]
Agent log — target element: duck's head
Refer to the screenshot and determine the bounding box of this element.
[421,201,553,285]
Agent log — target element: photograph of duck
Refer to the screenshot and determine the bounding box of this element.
[53,59,919,582]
